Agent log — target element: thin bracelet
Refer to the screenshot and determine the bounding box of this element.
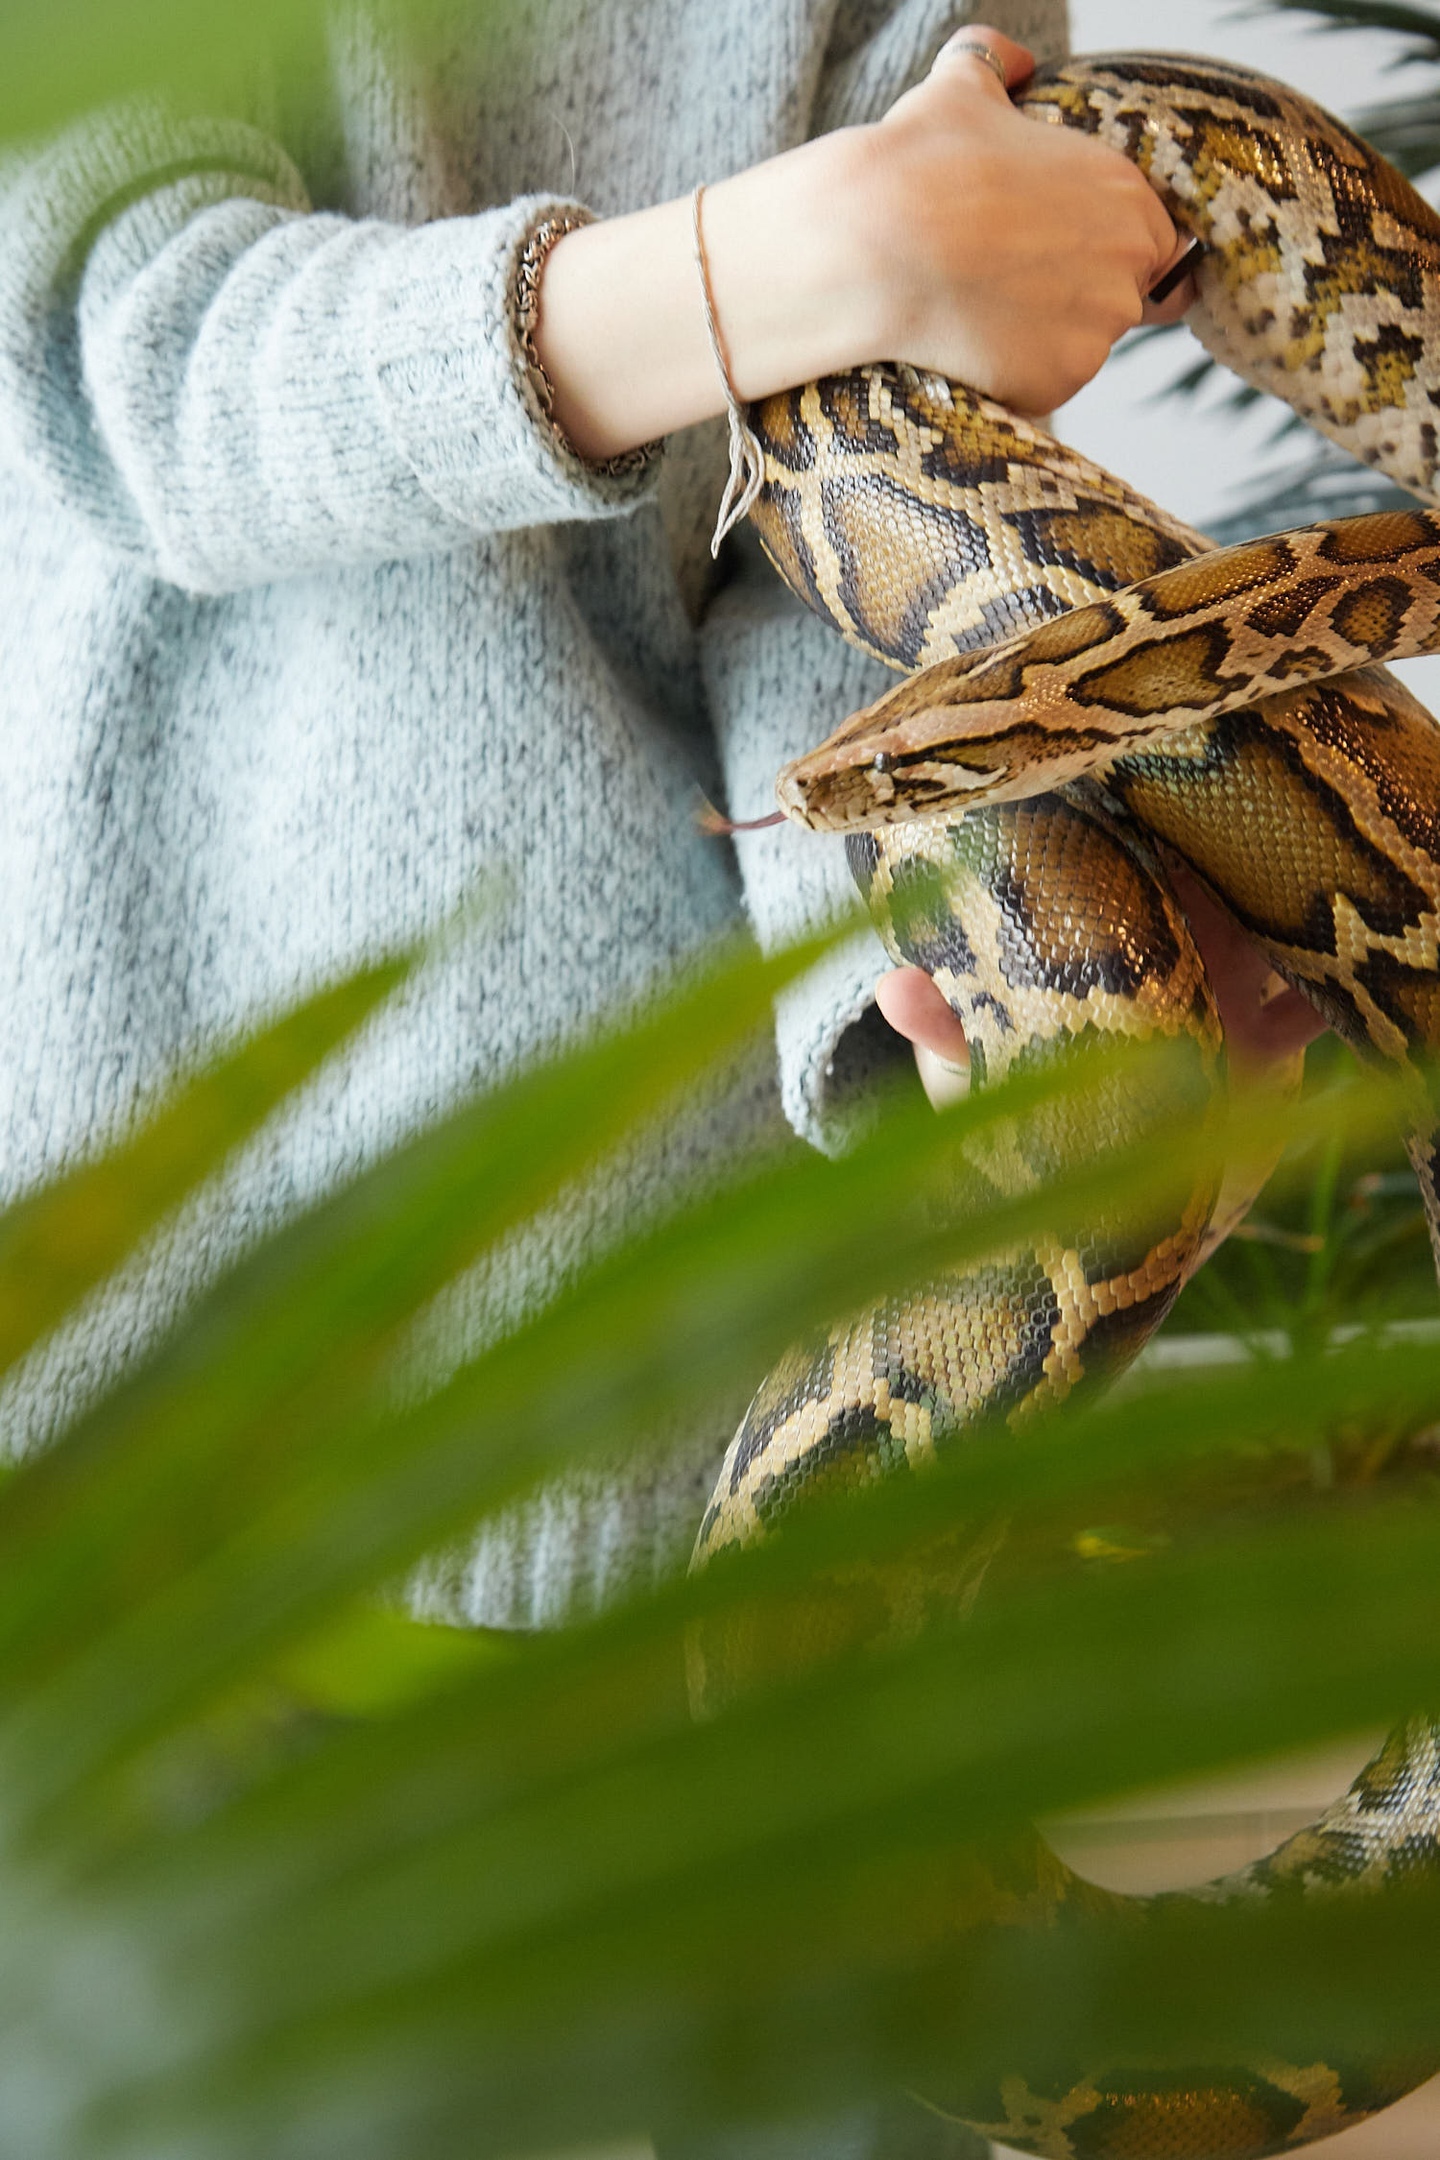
[691,182,767,556]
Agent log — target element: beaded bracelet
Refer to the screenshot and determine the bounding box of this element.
[515,210,658,479]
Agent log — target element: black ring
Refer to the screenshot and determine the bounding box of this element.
[1149,236,1207,305]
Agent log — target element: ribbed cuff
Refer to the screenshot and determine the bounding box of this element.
[774,923,911,1156]
[703,546,913,1154]
[369,194,663,534]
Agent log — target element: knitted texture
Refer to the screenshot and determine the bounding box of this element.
[0,0,1068,1625]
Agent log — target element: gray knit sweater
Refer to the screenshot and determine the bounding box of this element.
[0,0,1066,1625]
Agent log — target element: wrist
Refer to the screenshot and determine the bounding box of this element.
[535,197,707,458]
[800,123,918,368]
[699,129,893,396]
[833,116,996,373]
[530,131,897,465]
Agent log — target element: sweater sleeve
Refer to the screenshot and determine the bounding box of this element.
[703,539,913,1157]
[0,103,659,594]
[705,0,1070,1154]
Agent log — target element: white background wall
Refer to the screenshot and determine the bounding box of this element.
[1057,0,1440,710]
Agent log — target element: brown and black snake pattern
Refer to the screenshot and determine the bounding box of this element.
[691,55,1440,2160]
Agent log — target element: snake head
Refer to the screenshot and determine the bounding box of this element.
[774,730,1012,832]
[773,645,1141,831]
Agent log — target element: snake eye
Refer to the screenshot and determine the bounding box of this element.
[872,752,893,775]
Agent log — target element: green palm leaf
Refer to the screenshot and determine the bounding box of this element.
[0,0,484,143]
[0,921,1428,2157]
[0,952,412,1384]
[1241,0,1440,59]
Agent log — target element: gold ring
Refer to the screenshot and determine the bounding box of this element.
[942,36,1008,87]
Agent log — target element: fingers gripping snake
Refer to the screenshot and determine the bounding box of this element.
[691,55,1440,2160]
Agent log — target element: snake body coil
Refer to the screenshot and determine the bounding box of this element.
[692,54,1440,2159]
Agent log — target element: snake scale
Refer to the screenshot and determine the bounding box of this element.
[690,54,1440,2160]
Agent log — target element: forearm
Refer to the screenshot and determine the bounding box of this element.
[533,27,1189,465]
[532,133,877,462]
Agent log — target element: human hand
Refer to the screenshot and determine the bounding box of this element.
[876,862,1327,1111]
[875,963,973,1110]
[534,21,1195,459]
[1161,862,1328,1081]
[843,23,1194,412]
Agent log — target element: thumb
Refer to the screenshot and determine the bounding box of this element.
[930,22,1034,97]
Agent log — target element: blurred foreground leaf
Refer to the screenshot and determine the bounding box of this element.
[0,933,1433,2159]
[0,952,412,1383]
[14,1352,1440,2159]
[0,0,325,138]
[0,0,508,143]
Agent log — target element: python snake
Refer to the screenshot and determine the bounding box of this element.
[692,53,1440,2160]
